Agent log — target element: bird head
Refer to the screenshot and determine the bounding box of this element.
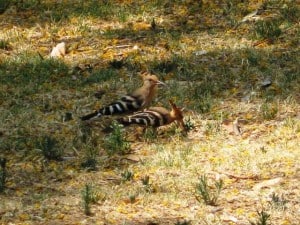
[140,72,166,87]
[169,100,186,131]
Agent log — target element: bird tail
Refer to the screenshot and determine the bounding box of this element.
[80,111,101,121]
[81,95,144,121]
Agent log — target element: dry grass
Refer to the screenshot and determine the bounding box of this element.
[0,1,299,224]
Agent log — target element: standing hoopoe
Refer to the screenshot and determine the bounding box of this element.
[80,73,166,121]
[117,100,186,131]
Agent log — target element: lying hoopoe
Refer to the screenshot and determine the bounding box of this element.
[117,100,186,131]
[81,73,166,121]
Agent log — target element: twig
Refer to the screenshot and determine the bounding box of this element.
[105,44,132,50]
[214,171,259,180]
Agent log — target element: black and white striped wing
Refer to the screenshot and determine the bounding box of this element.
[80,95,143,121]
[121,110,167,127]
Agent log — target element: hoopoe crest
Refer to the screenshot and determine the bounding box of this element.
[80,72,165,121]
[118,100,186,131]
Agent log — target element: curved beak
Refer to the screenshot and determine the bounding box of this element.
[156,80,167,86]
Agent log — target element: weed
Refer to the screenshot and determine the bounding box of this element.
[81,157,97,171]
[128,194,137,203]
[269,193,288,210]
[175,220,191,225]
[0,39,10,50]
[0,158,7,193]
[260,102,278,120]
[141,175,154,193]
[184,117,195,132]
[254,19,282,41]
[195,175,223,206]
[250,210,271,225]
[36,136,63,161]
[103,122,130,156]
[279,1,300,23]
[121,170,134,182]
[222,0,241,16]
[77,125,99,171]
[81,145,98,171]
[141,175,150,186]
[82,184,99,216]
[245,48,261,66]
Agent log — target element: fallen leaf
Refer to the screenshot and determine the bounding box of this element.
[50,42,66,58]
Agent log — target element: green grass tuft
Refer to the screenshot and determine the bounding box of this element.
[260,102,278,120]
[254,19,282,41]
[175,220,191,225]
[103,122,130,156]
[250,210,271,225]
[81,145,98,171]
[141,175,154,193]
[121,170,134,182]
[0,39,10,50]
[0,158,7,193]
[81,184,99,216]
[195,175,223,206]
[36,135,63,161]
[269,193,288,210]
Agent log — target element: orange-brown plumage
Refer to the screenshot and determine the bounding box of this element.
[81,73,165,121]
[118,100,186,131]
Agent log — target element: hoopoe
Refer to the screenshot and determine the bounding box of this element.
[117,100,186,131]
[80,73,166,121]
